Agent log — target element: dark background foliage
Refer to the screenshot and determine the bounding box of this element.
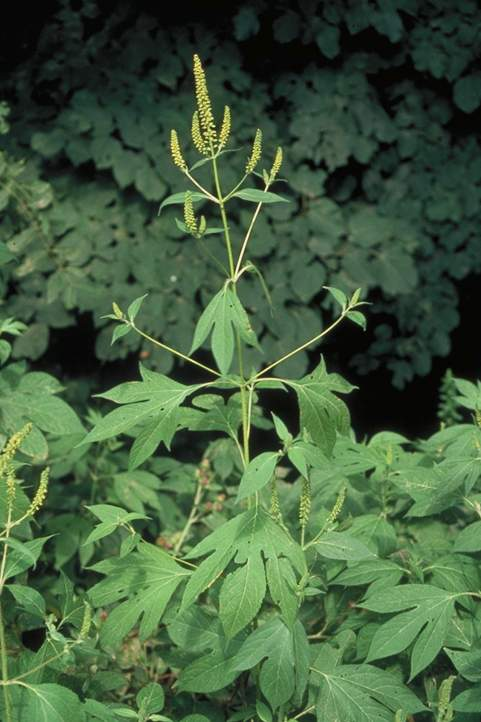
[1,0,481,438]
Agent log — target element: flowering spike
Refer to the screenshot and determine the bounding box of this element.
[183,192,198,237]
[246,129,262,174]
[192,54,217,152]
[170,129,188,171]
[0,423,32,472]
[299,477,311,530]
[219,106,231,150]
[326,485,346,526]
[191,111,209,155]
[270,146,283,181]
[27,467,49,518]
[79,601,92,640]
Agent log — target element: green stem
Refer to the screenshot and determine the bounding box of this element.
[185,170,219,203]
[253,309,348,380]
[173,475,205,555]
[211,154,235,278]
[234,181,270,279]
[132,324,220,377]
[0,603,12,722]
[210,150,251,476]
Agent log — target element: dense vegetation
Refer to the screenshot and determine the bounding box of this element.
[1,2,481,721]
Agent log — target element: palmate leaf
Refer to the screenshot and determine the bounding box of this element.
[361,584,466,679]
[181,507,306,636]
[230,617,309,710]
[88,543,190,648]
[190,286,259,374]
[169,607,246,693]
[310,646,425,722]
[80,364,205,464]
[285,358,355,455]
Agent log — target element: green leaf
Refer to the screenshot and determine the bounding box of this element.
[158,191,208,213]
[127,294,148,322]
[310,658,426,722]
[454,520,481,552]
[236,451,280,502]
[84,504,148,544]
[445,647,481,682]
[26,395,84,435]
[190,287,257,374]
[232,188,289,204]
[81,366,204,458]
[136,682,165,716]
[232,617,296,710]
[324,285,347,309]
[4,536,52,580]
[285,359,353,455]
[219,550,266,637]
[7,583,46,618]
[111,324,131,345]
[452,685,481,713]
[346,310,367,330]
[182,508,305,630]
[89,543,190,648]
[314,532,375,561]
[266,555,299,627]
[19,683,83,722]
[361,585,459,678]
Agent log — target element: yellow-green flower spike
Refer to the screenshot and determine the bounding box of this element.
[112,302,123,320]
[299,477,311,529]
[0,423,32,474]
[270,146,283,181]
[218,105,231,150]
[26,467,49,518]
[191,111,209,155]
[5,462,16,510]
[192,54,217,152]
[246,128,262,174]
[326,485,346,526]
[79,601,92,640]
[270,478,283,525]
[184,192,198,237]
[170,129,188,172]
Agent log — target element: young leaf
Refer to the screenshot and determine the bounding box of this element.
[346,310,367,330]
[285,359,354,455]
[324,285,347,309]
[236,451,280,502]
[111,323,131,345]
[191,287,259,374]
[127,293,148,323]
